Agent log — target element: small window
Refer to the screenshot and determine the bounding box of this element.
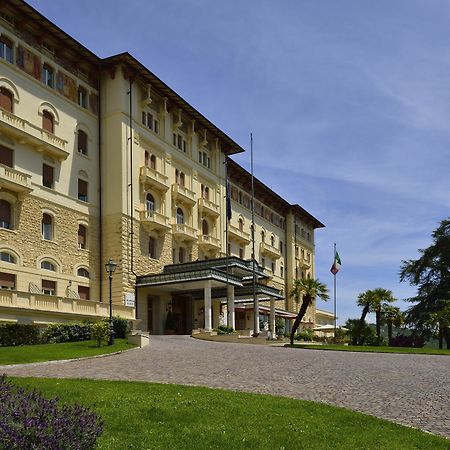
[78,285,90,300]
[42,164,54,189]
[78,224,87,249]
[176,208,184,225]
[77,268,89,278]
[238,218,244,232]
[41,260,56,271]
[0,200,12,229]
[239,246,244,259]
[42,110,54,134]
[0,87,13,113]
[146,193,155,212]
[0,252,15,263]
[271,235,275,247]
[42,279,56,295]
[78,87,88,109]
[42,213,53,240]
[150,154,156,170]
[77,130,88,155]
[261,231,265,243]
[0,36,13,63]
[261,257,265,268]
[148,236,156,259]
[78,178,88,202]
[280,265,284,278]
[0,145,13,168]
[271,261,275,272]
[42,64,54,88]
[202,219,209,236]
[0,272,15,289]
[179,247,185,263]
[280,241,283,254]
[173,133,186,152]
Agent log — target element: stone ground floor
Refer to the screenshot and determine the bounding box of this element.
[2,335,449,438]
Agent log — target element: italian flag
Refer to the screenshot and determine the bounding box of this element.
[330,252,341,275]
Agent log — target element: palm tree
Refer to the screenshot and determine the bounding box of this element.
[382,305,404,345]
[355,290,377,345]
[372,288,396,344]
[289,278,329,345]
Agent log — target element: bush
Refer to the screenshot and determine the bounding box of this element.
[275,318,285,335]
[216,325,235,335]
[390,334,426,348]
[295,329,314,341]
[0,323,41,347]
[41,322,93,344]
[92,322,110,347]
[0,375,103,449]
[103,316,130,339]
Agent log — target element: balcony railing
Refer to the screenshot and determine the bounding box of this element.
[198,197,219,216]
[0,109,69,160]
[0,164,32,196]
[172,222,197,240]
[260,242,281,259]
[139,166,169,191]
[198,234,221,250]
[228,225,251,245]
[0,289,135,320]
[139,209,170,232]
[171,183,196,205]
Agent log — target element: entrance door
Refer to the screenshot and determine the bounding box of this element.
[236,310,246,330]
[172,297,187,334]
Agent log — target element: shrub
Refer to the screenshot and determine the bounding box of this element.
[0,375,103,449]
[295,329,314,341]
[275,318,285,335]
[41,322,93,344]
[390,334,426,348]
[216,325,235,335]
[92,322,110,347]
[103,316,130,339]
[0,323,41,347]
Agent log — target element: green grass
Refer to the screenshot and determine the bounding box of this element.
[0,339,135,365]
[9,377,449,449]
[287,343,450,355]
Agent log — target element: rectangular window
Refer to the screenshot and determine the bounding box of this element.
[239,247,244,259]
[78,285,90,300]
[78,87,88,108]
[154,120,159,134]
[0,145,13,167]
[42,64,54,88]
[78,179,88,202]
[42,279,56,295]
[78,225,87,249]
[42,164,54,189]
[0,272,15,289]
[42,111,54,134]
[0,36,13,63]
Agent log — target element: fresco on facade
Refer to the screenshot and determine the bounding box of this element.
[16,46,41,80]
[56,71,77,102]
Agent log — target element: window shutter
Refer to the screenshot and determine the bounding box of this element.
[42,279,56,290]
[0,272,15,289]
[78,130,87,153]
[78,285,90,300]
[43,164,54,187]
[0,200,11,224]
[0,88,13,112]
[78,179,88,200]
[42,111,54,133]
[0,145,13,167]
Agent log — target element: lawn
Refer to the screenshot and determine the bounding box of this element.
[0,339,135,365]
[10,378,450,449]
[287,343,450,355]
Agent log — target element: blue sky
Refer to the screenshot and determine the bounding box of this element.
[28,0,450,323]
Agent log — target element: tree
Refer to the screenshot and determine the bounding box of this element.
[372,288,396,344]
[289,278,329,345]
[400,218,450,349]
[355,290,377,345]
[382,305,404,346]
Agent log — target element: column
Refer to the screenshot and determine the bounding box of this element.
[227,285,235,329]
[270,296,276,339]
[204,280,212,331]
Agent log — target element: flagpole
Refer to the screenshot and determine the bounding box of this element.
[224,157,230,327]
[251,133,259,337]
[333,242,337,339]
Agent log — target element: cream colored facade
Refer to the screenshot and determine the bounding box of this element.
[0,1,324,333]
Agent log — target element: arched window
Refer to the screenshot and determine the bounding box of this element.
[0,251,16,264]
[0,87,13,113]
[238,218,244,232]
[41,260,56,271]
[148,236,156,259]
[271,235,275,247]
[146,193,155,212]
[0,36,13,63]
[77,268,90,278]
[77,130,88,155]
[78,224,87,249]
[176,208,184,224]
[150,154,156,170]
[202,219,209,236]
[0,200,11,229]
[179,247,185,263]
[42,110,54,133]
[42,213,53,240]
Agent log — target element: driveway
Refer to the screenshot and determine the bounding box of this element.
[2,336,449,438]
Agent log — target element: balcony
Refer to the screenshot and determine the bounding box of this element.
[0,164,33,197]
[0,109,69,160]
[260,242,281,260]
[228,225,251,245]
[298,256,311,269]
[139,209,170,232]
[139,166,169,192]
[0,289,135,320]
[172,223,197,241]
[171,183,196,206]
[198,234,221,251]
[198,197,219,217]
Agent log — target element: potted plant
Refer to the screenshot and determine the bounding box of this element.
[165,310,176,335]
[275,318,285,340]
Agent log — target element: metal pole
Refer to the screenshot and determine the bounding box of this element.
[108,270,115,346]
[251,133,259,337]
[333,242,337,340]
[224,157,230,327]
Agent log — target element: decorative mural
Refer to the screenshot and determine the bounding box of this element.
[56,71,77,102]
[16,46,41,80]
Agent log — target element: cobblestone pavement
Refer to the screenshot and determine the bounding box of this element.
[2,336,449,438]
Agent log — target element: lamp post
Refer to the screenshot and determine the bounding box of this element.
[105,258,117,346]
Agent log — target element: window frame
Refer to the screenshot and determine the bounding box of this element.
[41,213,54,241]
[42,63,54,88]
[0,35,13,63]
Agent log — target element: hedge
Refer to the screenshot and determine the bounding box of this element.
[0,323,41,347]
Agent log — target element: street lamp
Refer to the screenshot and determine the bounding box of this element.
[105,258,117,346]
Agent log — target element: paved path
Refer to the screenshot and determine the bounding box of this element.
[2,336,450,438]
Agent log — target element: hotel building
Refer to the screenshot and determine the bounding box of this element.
[0,0,324,335]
